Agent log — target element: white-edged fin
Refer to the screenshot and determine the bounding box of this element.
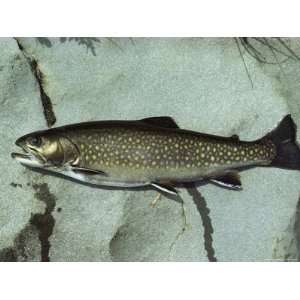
[71,166,108,177]
[151,183,178,195]
[210,172,242,190]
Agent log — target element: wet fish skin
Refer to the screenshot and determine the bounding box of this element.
[12,115,300,193]
[63,122,275,180]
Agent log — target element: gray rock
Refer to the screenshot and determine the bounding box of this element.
[0,38,46,260]
[1,37,300,261]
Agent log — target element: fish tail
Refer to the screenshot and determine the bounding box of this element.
[264,114,300,170]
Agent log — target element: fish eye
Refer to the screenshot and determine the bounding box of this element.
[28,136,42,147]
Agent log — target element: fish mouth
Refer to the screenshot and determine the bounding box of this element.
[11,144,46,168]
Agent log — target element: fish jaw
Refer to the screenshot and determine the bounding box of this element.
[12,139,48,168]
[11,152,45,168]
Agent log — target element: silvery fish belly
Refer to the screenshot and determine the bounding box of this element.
[11,115,300,195]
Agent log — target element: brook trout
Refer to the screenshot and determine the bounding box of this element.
[11,115,300,194]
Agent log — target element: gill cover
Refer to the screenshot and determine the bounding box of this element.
[41,135,79,166]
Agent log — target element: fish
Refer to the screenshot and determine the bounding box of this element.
[11,115,300,195]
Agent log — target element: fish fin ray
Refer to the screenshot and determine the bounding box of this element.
[141,117,180,129]
[151,183,178,195]
[71,166,108,177]
[210,172,242,190]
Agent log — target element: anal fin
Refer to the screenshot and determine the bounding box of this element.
[210,171,242,190]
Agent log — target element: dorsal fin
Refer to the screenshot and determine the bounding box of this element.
[140,116,179,129]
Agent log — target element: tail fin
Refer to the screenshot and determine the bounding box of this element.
[265,114,300,170]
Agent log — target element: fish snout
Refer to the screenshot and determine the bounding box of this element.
[15,135,27,148]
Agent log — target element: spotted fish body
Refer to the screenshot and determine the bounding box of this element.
[68,122,275,182]
[12,115,300,194]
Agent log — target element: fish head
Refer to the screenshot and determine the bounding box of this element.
[12,130,79,168]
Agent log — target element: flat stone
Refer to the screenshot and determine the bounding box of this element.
[1,37,300,261]
[0,38,46,260]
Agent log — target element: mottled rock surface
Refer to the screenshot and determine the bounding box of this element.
[1,37,300,261]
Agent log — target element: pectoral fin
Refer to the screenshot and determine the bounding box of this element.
[151,183,178,195]
[210,172,242,190]
[71,166,108,177]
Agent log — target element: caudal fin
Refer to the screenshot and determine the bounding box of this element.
[265,114,300,170]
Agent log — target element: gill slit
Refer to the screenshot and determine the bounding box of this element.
[60,134,81,167]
